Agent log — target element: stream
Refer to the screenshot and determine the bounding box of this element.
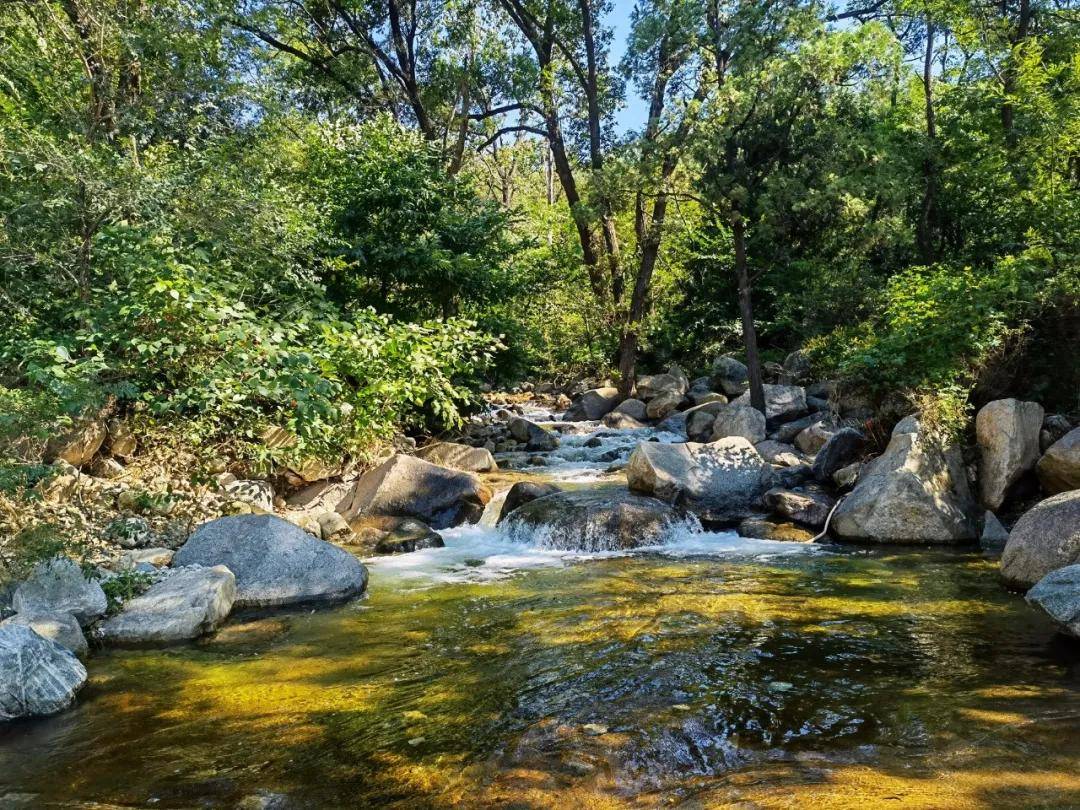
[2,407,1080,808]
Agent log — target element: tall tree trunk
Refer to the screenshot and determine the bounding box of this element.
[733,210,765,414]
[1001,0,1032,148]
[917,15,937,265]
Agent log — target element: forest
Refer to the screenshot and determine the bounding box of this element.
[2,0,1076,474]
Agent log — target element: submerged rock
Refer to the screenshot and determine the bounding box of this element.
[2,611,88,658]
[99,566,236,645]
[1000,491,1080,588]
[976,398,1043,510]
[831,428,978,544]
[0,624,87,721]
[339,454,490,529]
[501,489,690,551]
[414,442,497,472]
[1026,565,1080,639]
[174,515,368,608]
[13,558,107,627]
[626,438,774,521]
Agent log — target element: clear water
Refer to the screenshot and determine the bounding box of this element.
[2,410,1079,808]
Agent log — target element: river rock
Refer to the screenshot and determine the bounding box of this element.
[774,464,813,489]
[833,462,862,490]
[980,511,1009,551]
[1036,427,1080,495]
[687,409,718,443]
[99,566,236,645]
[564,387,620,421]
[764,487,835,528]
[611,398,648,421]
[687,390,727,407]
[1041,414,1072,452]
[771,412,824,444]
[350,515,444,554]
[1000,491,1080,588]
[508,417,560,451]
[2,611,88,658]
[174,515,368,607]
[46,420,107,467]
[13,558,107,627]
[501,489,689,551]
[710,403,767,444]
[738,517,816,542]
[339,454,491,529]
[316,511,354,543]
[831,428,978,544]
[414,442,497,472]
[497,481,562,523]
[646,390,684,420]
[1025,565,1080,639]
[733,385,807,424]
[626,437,774,520]
[794,421,837,455]
[636,372,687,401]
[812,428,866,484]
[976,398,1044,510]
[710,356,749,397]
[602,412,648,430]
[0,624,87,721]
[754,440,804,467]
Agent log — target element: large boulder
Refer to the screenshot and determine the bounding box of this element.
[755,440,805,468]
[1026,565,1080,639]
[794,421,837,455]
[636,372,687,401]
[46,420,107,467]
[602,412,648,430]
[687,408,719,443]
[646,390,684,420]
[2,611,88,658]
[0,624,87,720]
[508,417,560,451]
[497,481,562,523]
[831,429,978,544]
[98,566,236,645]
[710,356,749,397]
[811,428,866,483]
[338,454,491,529]
[733,385,807,424]
[764,487,835,528]
[564,387,621,421]
[710,404,766,444]
[975,398,1044,510]
[626,438,774,521]
[13,558,107,627]
[1000,491,1080,588]
[501,489,689,551]
[1037,428,1080,495]
[414,442,497,473]
[611,398,648,421]
[174,515,368,608]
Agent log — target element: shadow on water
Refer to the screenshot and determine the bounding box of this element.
[1,547,1080,808]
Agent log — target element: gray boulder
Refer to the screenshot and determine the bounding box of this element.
[564,387,621,421]
[980,511,1010,552]
[710,403,766,444]
[98,566,236,645]
[626,437,774,521]
[733,385,808,424]
[1000,491,1080,588]
[338,454,490,529]
[975,398,1044,510]
[13,558,107,627]
[0,624,87,720]
[501,489,689,552]
[764,487,835,528]
[687,390,727,407]
[414,442,497,472]
[710,356,749,397]
[1041,414,1072,452]
[779,350,812,385]
[602,412,648,430]
[174,515,368,608]
[755,440,805,468]
[636,373,687,401]
[508,417,559,451]
[2,611,88,658]
[794,420,837,455]
[1037,427,1080,495]
[350,516,444,554]
[497,481,562,523]
[812,428,866,483]
[772,412,827,444]
[831,429,978,544]
[1026,565,1080,639]
[646,390,684,420]
[687,409,719,443]
[611,398,648,421]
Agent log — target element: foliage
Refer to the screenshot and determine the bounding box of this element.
[101,570,155,613]
[0,524,80,586]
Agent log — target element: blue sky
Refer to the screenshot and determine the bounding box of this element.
[610,0,650,133]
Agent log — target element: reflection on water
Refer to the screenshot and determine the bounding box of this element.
[2,548,1079,808]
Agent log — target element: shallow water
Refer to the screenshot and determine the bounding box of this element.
[2,411,1080,808]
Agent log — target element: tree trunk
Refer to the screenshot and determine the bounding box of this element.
[733,210,765,414]
[916,15,937,265]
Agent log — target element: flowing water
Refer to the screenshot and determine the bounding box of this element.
[2,408,1080,808]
